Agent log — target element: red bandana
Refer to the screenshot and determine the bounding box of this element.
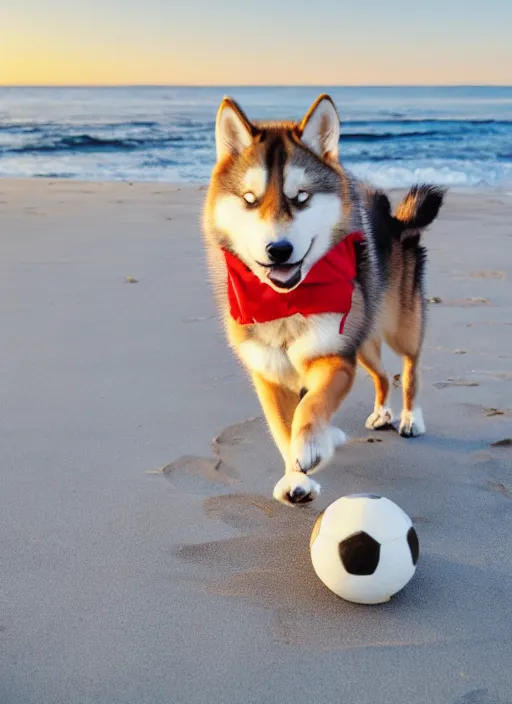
[222,230,364,333]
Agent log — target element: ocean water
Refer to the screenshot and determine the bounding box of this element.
[1,86,512,189]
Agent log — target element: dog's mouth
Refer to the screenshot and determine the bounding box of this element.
[266,263,302,290]
[256,240,314,291]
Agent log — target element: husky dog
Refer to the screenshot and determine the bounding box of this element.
[202,94,444,505]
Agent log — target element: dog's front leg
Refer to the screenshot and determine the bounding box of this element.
[251,372,298,463]
[290,355,355,475]
[251,373,322,505]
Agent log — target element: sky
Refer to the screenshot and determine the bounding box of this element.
[2,0,511,86]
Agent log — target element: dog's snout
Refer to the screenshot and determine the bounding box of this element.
[266,240,293,265]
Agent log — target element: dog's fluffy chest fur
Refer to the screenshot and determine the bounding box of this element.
[237,312,346,390]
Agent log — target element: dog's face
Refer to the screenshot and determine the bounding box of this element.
[206,94,344,292]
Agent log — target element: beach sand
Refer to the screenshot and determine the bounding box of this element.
[1,179,512,704]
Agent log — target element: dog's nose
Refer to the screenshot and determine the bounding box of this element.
[266,240,293,265]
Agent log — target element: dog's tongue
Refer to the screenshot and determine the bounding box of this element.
[268,264,300,284]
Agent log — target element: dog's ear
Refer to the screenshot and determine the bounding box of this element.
[215,97,254,161]
[299,94,340,162]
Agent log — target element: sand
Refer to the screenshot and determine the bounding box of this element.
[1,178,512,704]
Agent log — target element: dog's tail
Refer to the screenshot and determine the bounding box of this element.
[394,184,446,240]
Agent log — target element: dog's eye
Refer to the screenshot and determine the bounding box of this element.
[243,192,258,206]
[291,191,311,207]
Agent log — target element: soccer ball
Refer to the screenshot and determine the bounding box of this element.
[309,493,419,604]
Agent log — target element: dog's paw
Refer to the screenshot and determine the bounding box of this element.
[399,408,426,437]
[365,406,393,430]
[291,424,344,475]
[273,472,321,506]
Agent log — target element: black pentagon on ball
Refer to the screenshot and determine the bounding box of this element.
[338,531,381,575]
[407,526,420,566]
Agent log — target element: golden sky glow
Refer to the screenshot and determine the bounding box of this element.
[3,0,511,86]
